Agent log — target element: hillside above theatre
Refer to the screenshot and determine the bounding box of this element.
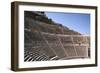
[24,11,81,35]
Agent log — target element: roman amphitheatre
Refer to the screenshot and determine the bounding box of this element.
[24,11,90,62]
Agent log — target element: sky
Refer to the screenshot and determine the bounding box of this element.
[45,12,90,35]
